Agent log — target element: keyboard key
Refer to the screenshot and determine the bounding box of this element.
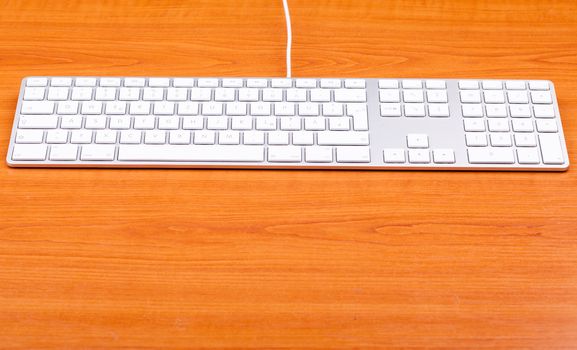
[80,145,116,160]
[268,146,301,162]
[433,149,455,164]
[21,101,55,115]
[12,144,48,160]
[15,130,43,143]
[305,146,333,162]
[336,146,370,163]
[317,131,369,146]
[383,149,405,163]
[517,148,540,164]
[468,148,514,164]
[49,144,78,160]
[407,134,428,148]
[118,145,265,162]
[408,149,430,163]
[18,115,58,129]
[539,134,564,164]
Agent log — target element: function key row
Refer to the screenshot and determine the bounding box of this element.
[25,77,367,89]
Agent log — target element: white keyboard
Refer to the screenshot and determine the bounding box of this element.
[7,76,569,170]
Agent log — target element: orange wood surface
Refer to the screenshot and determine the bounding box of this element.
[1,0,577,348]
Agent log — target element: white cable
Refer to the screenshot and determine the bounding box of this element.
[282,0,292,78]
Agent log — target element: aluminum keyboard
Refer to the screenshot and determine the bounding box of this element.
[6,77,569,170]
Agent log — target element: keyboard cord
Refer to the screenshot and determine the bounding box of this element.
[282,0,292,78]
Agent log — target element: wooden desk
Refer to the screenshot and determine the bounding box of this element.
[1,0,576,348]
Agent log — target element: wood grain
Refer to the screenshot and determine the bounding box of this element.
[1,0,577,348]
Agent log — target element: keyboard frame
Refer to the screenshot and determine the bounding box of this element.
[6,77,570,171]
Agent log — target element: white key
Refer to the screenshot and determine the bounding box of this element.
[60,116,82,129]
[122,78,144,87]
[539,134,564,164]
[81,101,103,115]
[379,89,401,103]
[483,90,505,104]
[533,105,555,118]
[490,133,512,147]
[243,131,265,145]
[383,149,405,163]
[194,130,215,144]
[46,130,68,143]
[148,78,170,87]
[334,89,366,102]
[133,116,156,129]
[173,78,195,88]
[402,80,422,89]
[462,104,483,117]
[250,102,271,116]
[222,78,243,88]
[268,131,289,145]
[536,119,557,132]
[322,103,343,116]
[57,101,79,115]
[256,117,276,130]
[378,79,398,89]
[344,79,365,88]
[336,146,370,163]
[505,81,526,90]
[404,103,426,117]
[143,87,164,101]
[488,119,510,132]
[21,101,55,114]
[95,87,117,101]
[118,87,140,101]
[120,130,142,144]
[23,87,45,100]
[118,145,264,162]
[464,119,485,132]
[226,102,247,116]
[408,149,430,164]
[317,131,369,146]
[238,88,259,102]
[268,146,301,162]
[304,117,325,133]
[298,103,319,116]
[48,87,69,101]
[428,104,449,118]
[403,90,424,103]
[190,88,212,101]
[246,79,268,88]
[70,130,93,143]
[286,89,306,102]
[95,130,117,143]
[18,115,58,129]
[515,134,537,147]
[425,80,446,89]
[169,130,192,145]
[468,148,514,164]
[206,116,228,130]
[232,116,253,130]
[214,88,235,101]
[75,77,97,87]
[426,90,448,103]
[106,101,127,115]
[167,88,188,101]
[465,133,487,147]
[459,80,479,89]
[12,144,47,160]
[154,101,175,115]
[329,118,350,131]
[531,91,552,104]
[26,77,48,87]
[109,116,131,129]
[274,102,295,116]
[517,148,540,164]
[158,116,180,130]
[182,116,204,130]
[280,117,301,131]
[512,119,534,132]
[320,79,341,88]
[15,130,43,143]
[85,115,107,129]
[305,146,332,162]
[529,81,550,90]
[380,103,402,117]
[100,78,121,87]
[71,87,93,101]
[460,90,482,103]
[407,134,428,148]
[145,130,166,144]
[507,91,529,104]
[80,145,116,161]
[129,101,151,115]
[219,130,240,145]
[482,80,502,90]
[49,144,78,161]
[262,89,283,102]
[433,149,455,164]
[510,105,531,118]
[310,89,331,102]
[486,104,507,118]
[271,79,292,88]
[292,131,314,145]
[348,104,368,131]
[201,102,223,116]
[177,102,199,115]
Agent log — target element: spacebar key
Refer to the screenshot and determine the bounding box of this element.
[118,145,265,162]
[468,148,514,164]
